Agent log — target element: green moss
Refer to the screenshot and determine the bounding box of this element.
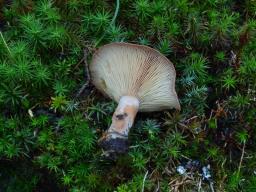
[0,0,255,191]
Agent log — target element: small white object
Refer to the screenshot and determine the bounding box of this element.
[202,165,211,180]
[28,109,34,118]
[177,165,186,175]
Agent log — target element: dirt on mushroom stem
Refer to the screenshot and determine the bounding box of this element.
[99,96,139,155]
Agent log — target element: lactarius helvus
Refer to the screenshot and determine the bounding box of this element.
[90,42,180,154]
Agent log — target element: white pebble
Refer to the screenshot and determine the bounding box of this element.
[177,165,186,175]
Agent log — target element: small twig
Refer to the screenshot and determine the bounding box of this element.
[75,48,91,98]
[83,48,90,80]
[198,178,202,192]
[94,0,120,47]
[238,142,246,174]
[184,116,198,123]
[73,56,86,70]
[54,117,64,133]
[0,31,12,57]
[155,180,160,192]
[169,177,179,185]
[141,170,149,192]
[180,154,191,160]
[110,0,120,26]
[171,178,192,187]
[164,166,173,176]
[209,181,215,192]
[229,148,232,164]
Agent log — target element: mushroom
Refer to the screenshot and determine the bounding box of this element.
[89,42,180,154]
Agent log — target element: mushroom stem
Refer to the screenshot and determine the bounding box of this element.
[99,96,139,153]
[108,96,139,138]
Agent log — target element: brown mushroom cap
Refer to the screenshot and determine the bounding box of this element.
[90,42,180,111]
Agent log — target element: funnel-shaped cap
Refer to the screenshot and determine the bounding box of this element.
[90,42,180,111]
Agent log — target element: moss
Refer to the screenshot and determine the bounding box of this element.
[0,0,255,191]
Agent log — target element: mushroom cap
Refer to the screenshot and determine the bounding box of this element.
[90,42,180,112]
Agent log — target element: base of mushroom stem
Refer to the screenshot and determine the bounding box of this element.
[98,132,129,155]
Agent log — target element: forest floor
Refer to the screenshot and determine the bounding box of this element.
[0,0,256,191]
